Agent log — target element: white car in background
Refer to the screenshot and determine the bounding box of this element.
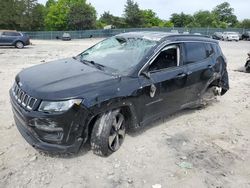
[222,32,239,41]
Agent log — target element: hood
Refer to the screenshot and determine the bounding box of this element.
[16,58,118,100]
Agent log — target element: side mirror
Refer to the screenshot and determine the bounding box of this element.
[141,71,151,79]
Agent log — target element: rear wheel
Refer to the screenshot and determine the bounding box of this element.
[90,109,126,156]
[246,61,250,73]
[15,41,24,49]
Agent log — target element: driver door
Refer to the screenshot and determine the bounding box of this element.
[138,44,189,124]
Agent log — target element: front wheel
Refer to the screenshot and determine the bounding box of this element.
[15,41,24,49]
[90,109,126,156]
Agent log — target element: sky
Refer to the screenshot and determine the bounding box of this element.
[38,0,249,20]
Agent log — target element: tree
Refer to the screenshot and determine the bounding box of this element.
[45,0,56,8]
[31,4,46,30]
[0,0,21,30]
[170,12,193,27]
[0,0,45,31]
[99,11,114,25]
[45,0,70,30]
[212,2,238,27]
[141,9,162,27]
[45,0,97,30]
[241,19,250,28]
[99,12,127,28]
[68,1,96,30]
[191,11,214,27]
[124,0,143,28]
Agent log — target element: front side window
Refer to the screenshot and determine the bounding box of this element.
[184,42,207,64]
[78,37,157,73]
[3,32,20,36]
[148,45,179,72]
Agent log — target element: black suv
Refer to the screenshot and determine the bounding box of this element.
[10,32,229,156]
[0,30,30,48]
[242,31,250,40]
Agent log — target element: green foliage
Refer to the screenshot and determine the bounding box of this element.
[241,19,250,28]
[99,11,127,28]
[212,2,238,27]
[31,4,46,30]
[45,0,56,8]
[45,0,97,30]
[237,19,250,28]
[68,1,96,30]
[124,0,144,28]
[141,9,162,27]
[170,12,193,27]
[0,0,46,31]
[45,0,70,30]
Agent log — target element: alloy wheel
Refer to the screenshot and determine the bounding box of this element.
[108,112,125,151]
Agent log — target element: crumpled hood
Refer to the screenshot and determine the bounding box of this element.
[16,58,118,100]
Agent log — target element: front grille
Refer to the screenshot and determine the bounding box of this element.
[12,82,37,110]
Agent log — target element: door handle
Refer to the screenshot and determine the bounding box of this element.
[207,65,213,68]
[175,73,187,79]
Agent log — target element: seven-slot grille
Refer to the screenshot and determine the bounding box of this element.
[12,82,37,110]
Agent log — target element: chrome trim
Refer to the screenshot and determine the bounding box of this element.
[12,83,37,110]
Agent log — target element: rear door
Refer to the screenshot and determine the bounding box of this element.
[1,32,20,44]
[183,42,215,103]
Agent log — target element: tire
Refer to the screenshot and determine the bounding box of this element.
[246,67,250,73]
[90,109,126,156]
[15,41,24,49]
[246,61,250,73]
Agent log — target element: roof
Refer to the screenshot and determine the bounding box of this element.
[116,31,174,41]
[0,30,17,32]
[116,31,215,43]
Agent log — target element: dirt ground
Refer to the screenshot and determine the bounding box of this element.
[0,39,250,188]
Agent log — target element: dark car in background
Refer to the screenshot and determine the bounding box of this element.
[62,32,71,41]
[212,32,223,40]
[0,30,30,48]
[10,32,229,156]
[242,31,250,40]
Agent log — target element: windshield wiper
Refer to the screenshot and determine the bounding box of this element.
[80,59,105,70]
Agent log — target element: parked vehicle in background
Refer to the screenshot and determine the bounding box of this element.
[245,52,250,73]
[212,32,223,40]
[10,32,229,156]
[0,30,30,48]
[222,32,239,41]
[62,32,71,41]
[193,33,202,35]
[170,30,179,34]
[242,31,250,40]
[103,25,115,30]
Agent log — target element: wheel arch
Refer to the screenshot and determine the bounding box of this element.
[14,40,24,48]
[85,103,138,139]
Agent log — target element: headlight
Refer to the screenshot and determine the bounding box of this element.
[38,99,82,112]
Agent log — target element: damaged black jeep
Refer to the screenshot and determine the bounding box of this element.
[10,32,229,156]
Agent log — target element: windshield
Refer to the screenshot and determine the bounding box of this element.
[78,36,157,73]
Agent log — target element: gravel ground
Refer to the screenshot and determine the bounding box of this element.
[0,39,250,188]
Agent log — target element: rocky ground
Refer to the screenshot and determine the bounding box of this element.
[0,39,250,188]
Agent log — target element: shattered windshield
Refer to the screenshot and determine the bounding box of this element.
[78,36,157,73]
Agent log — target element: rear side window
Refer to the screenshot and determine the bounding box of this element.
[184,42,207,64]
[3,32,21,36]
[211,43,221,55]
[205,43,214,57]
